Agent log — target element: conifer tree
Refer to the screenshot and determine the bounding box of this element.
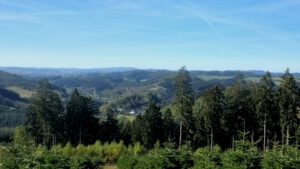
[277,69,300,145]
[201,85,225,149]
[174,66,194,148]
[66,89,99,145]
[254,72,278,151]
[26,80,65,146]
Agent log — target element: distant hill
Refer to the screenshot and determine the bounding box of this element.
[0,67,138,77]
[0,70,36,88]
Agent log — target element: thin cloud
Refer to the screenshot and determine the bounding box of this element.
[244,0,300,13]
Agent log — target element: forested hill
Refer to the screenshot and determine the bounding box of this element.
[1,67,300,113]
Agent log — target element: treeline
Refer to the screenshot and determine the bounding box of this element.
[23,67,300,151]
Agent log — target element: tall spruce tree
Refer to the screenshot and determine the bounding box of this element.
[162,108,176,144]
[99,110,119,142]
[200,85,225,149]
[26,80,65,146]
[277,69,300,146]
[174,67,194,148]
[224,74,256,147]
[143,102,164,148]
[131,102,163,148]
[254,72,278,151]
[66,89,99,145]
[193,97,207,148]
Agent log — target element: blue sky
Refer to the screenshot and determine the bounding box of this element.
[0,0,300,71]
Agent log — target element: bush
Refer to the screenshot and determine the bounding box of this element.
[102,141,126,164]
[117,155,139,169]
[193,146,222,169]
[262,146,300,169]
[71,156,103,169]
[117,148,193,169]
[222,147,262,169]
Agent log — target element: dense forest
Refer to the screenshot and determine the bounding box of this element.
[0,67,300,169]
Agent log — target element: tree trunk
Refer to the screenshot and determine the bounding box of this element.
[179,119,183,149]
[243,120,246,144]
[263,114,267,152]
[286,125,290,146]
[79,124,82,144]
[281,128,284,147]
[210,127,213,150]
[232,134,235,149]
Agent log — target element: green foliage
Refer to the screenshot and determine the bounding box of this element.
[193,146,222,169]
[66,89,99,145]
[25,80,65,146]
[131,102,164,148]
[117,147,193,169]
[117,154,139,169]
[174,67,195,146]
[222,142,262,169]
[223,74,256,147]
[196,85,225,148]
[262,146,300,169]
[70,156,102,169]
[99,112,119,143]
[277,69,300,145]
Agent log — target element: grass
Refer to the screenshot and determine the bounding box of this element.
[197,75,234,81]
[5,86,34,99]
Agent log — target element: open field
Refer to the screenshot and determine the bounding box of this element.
[6,86,34,99]
[197,75,234,81]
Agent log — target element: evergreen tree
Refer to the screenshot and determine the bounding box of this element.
[193,97,207,148]
[224,74,256,147]
[162,108,177,144]
[99,111,119,142]
[66,89,99,145]
[277,69,300,145]
[143,102,164,148]
[174,66,194,147]
[25,80,65,146]
[118,116,132,145]
[254,72,279,150]
[131,102,164,148]
[131,114,144,144]
[200,85,225,149]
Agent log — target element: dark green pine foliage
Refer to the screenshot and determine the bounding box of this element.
[25,80,65,146]
[66,89,99,145]
[174,66,195,147]
[162,108,177,145]
[118,116,132,145]
[99,111,119,142]
[254,72,279,150]
[277,69,300,145]
[200,85,225,149]
[131,114,144,144]
[193,97,207,148]
[224,74,256,147]
[131,102,163,148]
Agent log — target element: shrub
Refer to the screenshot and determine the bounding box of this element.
[71,156,103,169]
[117,148,193,169]
[262,146,300,169]
[117,155,139,169]
[102,141,126,164]
[193,146,222,169]
[222,147,262,169]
